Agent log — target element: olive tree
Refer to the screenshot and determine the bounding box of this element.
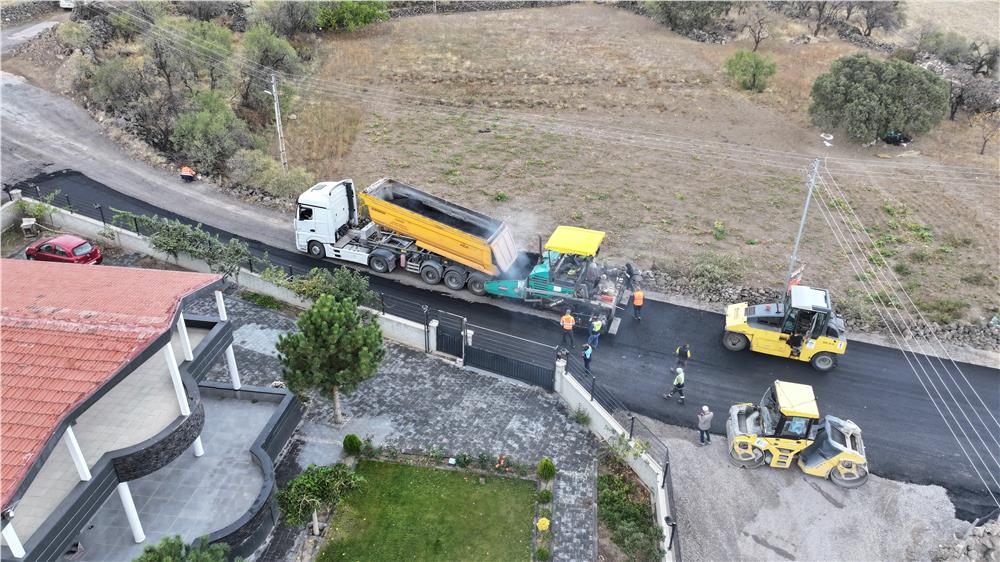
[857,1,906,37]
[971,110,1000,155]
[172,91,257,177]
[276,294,384,424]
[809,53,949,142]
[239,23,300,113]
[277,464,363,536]
[645,1,731,32]
[724,49,776,93]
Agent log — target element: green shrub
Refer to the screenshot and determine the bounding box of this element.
[537,489,553,504]
[916,297,969,324]
[918,31,969,65]
[892,263,912,276]
[889,47,917,63]
[711,219,727,240]
[226,149,316,200]
[597,474,663,562]
[571,406,590,426]
[537,457,556,481]
[316,1,388,32]
[494,191,509,202]
[134,536,230,562]
[259,265,377,305]
[477,452,492,471]
[689,252,746,291]
[535,547,550,561]
[455,453,472,468]
[909,249,930,262]
[724,49,777,93]
[645,1,730,32]
[172,91,257,177]
[343,434,362,455]
[810,53,949,142]
[242,291,284,309]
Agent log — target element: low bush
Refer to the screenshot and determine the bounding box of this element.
[537,489,553,504]
[724,49,776,93]
[571,406,590,426]
[242,291,284,310]
[455,453,472,468]
[916,297,970,324]
[597,474,663,562]
[343,434,362,455]
[689,252,745,291]
[535,547,550,561]
[316,1,388,32]
[226,149,316,200]
[259,265,377,305]
[537,458,556,481]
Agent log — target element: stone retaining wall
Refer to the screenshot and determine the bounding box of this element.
[0,0,57,27]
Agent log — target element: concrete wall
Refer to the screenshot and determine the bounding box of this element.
[555,365,675,562]
[1,199,21,233]
[28,200,433,353]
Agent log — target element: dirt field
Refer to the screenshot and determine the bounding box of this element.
[4,3,997,324]
[893,0,1000,43]
[294,4,999,323]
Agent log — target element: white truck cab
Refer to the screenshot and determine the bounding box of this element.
[295,180,361,258]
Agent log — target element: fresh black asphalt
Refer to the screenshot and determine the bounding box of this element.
[8,170,999,521]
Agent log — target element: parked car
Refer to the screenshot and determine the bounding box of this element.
[25,235,103,264]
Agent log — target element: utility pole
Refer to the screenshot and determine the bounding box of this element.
[787,158,821,290]
[270,73,288,170]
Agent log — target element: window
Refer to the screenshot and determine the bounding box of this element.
[53,246,69,257]
[72,242,93,257]
[779,417,810,439]
[298,206,313,221]
[39,244,53,253]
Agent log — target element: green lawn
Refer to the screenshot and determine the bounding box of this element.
[318,460,536,562]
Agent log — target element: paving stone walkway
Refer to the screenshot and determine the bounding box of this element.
[185,290,600,561]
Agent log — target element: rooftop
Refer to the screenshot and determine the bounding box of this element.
[0,260,220,508]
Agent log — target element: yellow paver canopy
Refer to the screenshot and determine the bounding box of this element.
[774,380,820,419]
[544,226,606,257]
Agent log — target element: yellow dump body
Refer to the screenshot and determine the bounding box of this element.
[359,178,518,276]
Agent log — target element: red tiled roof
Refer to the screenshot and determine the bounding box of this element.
[1,259,220,507]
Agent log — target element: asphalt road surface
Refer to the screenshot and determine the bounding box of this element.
[6,170,998,521]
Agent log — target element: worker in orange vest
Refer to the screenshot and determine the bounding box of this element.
[632,286,645,321]
[180,166,197,183]
[560,309,576,348]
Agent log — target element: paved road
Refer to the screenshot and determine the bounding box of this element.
[5,170,998,521]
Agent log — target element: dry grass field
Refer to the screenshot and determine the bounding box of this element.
[291,4,998,323]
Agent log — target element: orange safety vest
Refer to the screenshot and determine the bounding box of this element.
[633,290,644,306]
[560,314,575,330]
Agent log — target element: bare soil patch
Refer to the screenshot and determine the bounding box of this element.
[300,4,998,323]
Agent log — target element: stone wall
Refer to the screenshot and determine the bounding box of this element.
[388,1,572,19]
[113,401,205,481]
[0,1,57,27]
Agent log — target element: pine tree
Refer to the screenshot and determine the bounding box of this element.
[277,294,384,423]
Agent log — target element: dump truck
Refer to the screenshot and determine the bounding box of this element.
[295,178,632,333]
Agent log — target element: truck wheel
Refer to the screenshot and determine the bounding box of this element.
[307,241,325,258]
[369,255,390,273]
[810,352,837,372]
[443,269,466,291]
[722,331,749,351]
[467,273,487,296]
[420,263,443,285]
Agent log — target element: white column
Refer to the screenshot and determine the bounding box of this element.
[2,522,26,559]
[116,482,145,543]
[192,436,205,458]
[163,344,191,416]
[63,426,91,481]
[177,313,194,361]
[554,358,567,395]
[214,290,228,321]
[225,346,242,390]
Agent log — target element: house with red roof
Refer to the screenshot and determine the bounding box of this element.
[0,260,302,561]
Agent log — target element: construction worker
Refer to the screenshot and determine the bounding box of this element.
[588,315,603,348]
[697,405,714,446]
[664,367,685,405]
[675,343,691,369]
[180,166,197,182]
[582,343,593,373]
[787,332,803,357]
[560,309,576,348]
[632,286,645,320]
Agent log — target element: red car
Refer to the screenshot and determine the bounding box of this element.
[25,235,103,264]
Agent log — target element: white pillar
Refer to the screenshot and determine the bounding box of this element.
[554,358,567,395]
[192,436,205,458]
[214,290,228,321]
[2,522,26,559]
[116,482,145,543]
[427,319,439,353]
[63,426,91,481]
[163,344,191,416]
[225,346,242,390]
[177,313,194,362]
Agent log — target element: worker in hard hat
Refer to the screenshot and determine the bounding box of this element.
[180,166,197,182]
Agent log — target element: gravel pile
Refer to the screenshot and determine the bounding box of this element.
[934,520,1000,562]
